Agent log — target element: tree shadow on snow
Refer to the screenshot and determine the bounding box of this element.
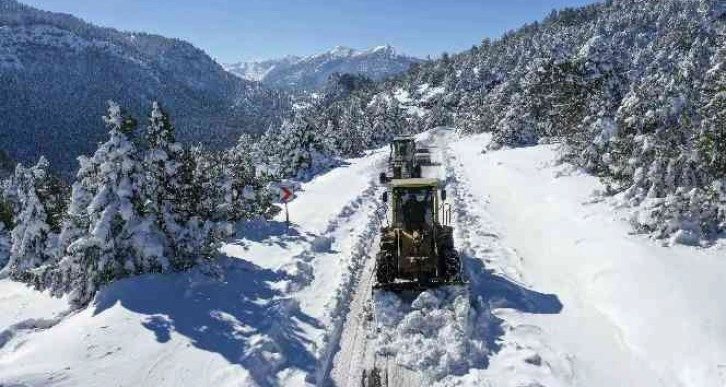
[294,159,351,184]
[463,254,562,357]
[93,255,322,387]
[228,220,305,249]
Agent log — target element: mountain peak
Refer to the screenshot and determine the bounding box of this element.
[369,44,396,55]
[225,45,420,90]
[327,46,356,58]
[324,45,399,58]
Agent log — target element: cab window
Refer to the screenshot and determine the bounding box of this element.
[394,188,434,229]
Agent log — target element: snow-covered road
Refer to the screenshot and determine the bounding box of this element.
[329,128,726,387]
[328,129,566,387]
[2,129,726,386]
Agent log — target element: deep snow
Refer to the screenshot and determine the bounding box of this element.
[1,129,725,386]
[0,147,388,386]
[448,132,726,387]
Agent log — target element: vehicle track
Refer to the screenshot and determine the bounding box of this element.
[326,129,568,387]
[313,166,388,386]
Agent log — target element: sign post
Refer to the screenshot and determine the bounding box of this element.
[279,185,294,227]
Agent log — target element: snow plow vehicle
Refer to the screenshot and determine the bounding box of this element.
[414,147,433,166]
[380,137,421,183]
[375,178,462,291]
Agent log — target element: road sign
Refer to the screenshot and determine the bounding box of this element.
[280,186,293,203]
[275,183,296,227]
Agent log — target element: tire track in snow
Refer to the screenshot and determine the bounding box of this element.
[328,235,378,387]
[331,130,482,387]
[0,311,72,351]
[323,130,570,387]
[312,172,387,386]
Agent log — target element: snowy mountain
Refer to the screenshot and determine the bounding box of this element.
[3,0,726,385]
[293,0,726,244]
[225,45,421,91]
[224,55,301,83]
[0,0,290,176]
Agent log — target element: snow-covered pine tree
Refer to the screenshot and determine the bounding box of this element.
[425,98,452,129]
[489,93,537,150]
[253,124,285,177]
[609,77,662,191]
[369,97,390,146]
[0,223,9,271]
[284,115,334,179]
[143,101,183,217]
[0,157,16,270]
[336,99,367,157]
[4,162,55,286]
[31,157,69,236]
[175,145,204,218]
[698,47,726,179]
[141,101,195,269]
[167,144,227,269]
[384,98,406,140]
[53,101,166,306]
[223,133,275,221]
[0,187,13,235]
[57,154,98,267]
[258,113,336,180]
[195,150,229,221]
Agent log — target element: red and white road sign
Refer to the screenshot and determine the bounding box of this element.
[280,186,293,203]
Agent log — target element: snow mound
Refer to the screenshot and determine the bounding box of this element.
[374,287,488,380]
[310,235,333,252]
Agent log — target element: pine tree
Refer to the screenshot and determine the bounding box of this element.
[142,102,189,269]
[52,101,166,306]
[0,188,13,234]
[30,157,69,234]
[489,93,537,149]
[698,47,726,179]
[144,101,183,215]
[57,155,98,261]
[5,162,55,285]
[169,144,228,269]
[0,222,9,271]
[223,133,275,220]
[286,116,333,179]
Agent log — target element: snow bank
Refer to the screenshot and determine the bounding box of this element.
[0,280,68,331]
[451,132,726,387]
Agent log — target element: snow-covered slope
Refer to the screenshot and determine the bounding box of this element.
[449,133,726,387]
[0,0,288,176]
[224,56,301,83]
[225,45,421,91]
[2,129,725,386]
[0,146,388,386]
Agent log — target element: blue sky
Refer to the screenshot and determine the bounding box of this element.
[22,0,600,63]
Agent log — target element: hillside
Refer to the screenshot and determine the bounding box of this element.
[2,0,726,385]
[294,0,726,242]
[0,0,290,175]
[225,45,421,91]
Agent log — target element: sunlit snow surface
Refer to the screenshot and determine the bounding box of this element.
[2,130,726,386]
